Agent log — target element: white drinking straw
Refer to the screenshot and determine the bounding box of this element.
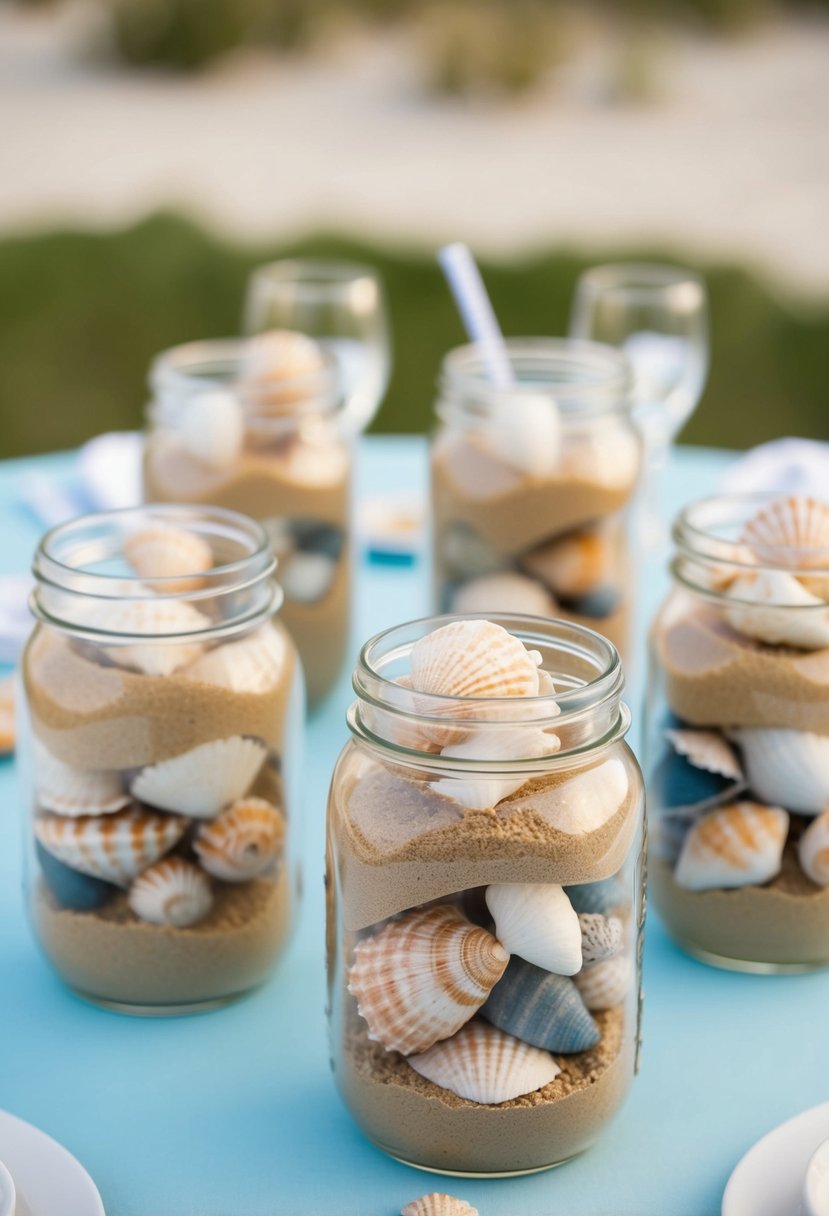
[438,243,514,387]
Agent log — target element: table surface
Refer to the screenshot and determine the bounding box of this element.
[0,436,826,1216]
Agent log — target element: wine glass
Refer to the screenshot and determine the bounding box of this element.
[569,262,709,552]
[244,259,392,434]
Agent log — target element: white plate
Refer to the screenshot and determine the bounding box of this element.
[723,1102,829,1216]
[0,1110,105,1216]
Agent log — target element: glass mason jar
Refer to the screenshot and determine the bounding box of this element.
[144,336,351,707]
[326,614,645,1175]
[20,504,303,1013]
[647,493,829,972]
[430,340,642,664]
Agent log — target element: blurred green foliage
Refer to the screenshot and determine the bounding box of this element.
[0,213,826,457]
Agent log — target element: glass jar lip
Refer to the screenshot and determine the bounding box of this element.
[673,491,829,575]
[576,261,706,294]
[247,258,382,296]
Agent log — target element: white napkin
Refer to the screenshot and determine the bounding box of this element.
[721,438,829,497]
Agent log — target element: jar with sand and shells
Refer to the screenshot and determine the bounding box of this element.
[326,614,645,1175]
[20,505,302,1013]
[144,332,352,706]
[647,493,829,972]
[430,340,642,663]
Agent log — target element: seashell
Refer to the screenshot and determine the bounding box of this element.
[560,424,639,491]
[72,596,209,676]
[565,877,624,916]
[727,727,829,816]
[481,957,599,1053]
[409,1019,560,1105]
[723,570,829,650]
[123,524,213,593]
[35,806,188,888]
[280,550,337,604]
[33,740,130,817]
[799,809,829,886]
[651,733,744,816]
[131,736,267,819]
[347,905,509,1056]
[240,329,328,412]
[579,912,624,964]
[128,858,213,927]
[521,528,613,599]
[431,726,561,811]
[511,755,629,835]
[179,389,244,471]
[451,573,555,617]
[481,393,563,479]
[194,797,285,882]
[410,619,542,701]
[36,839,115,910]
[183,626,287,694]
[0,673,14,755]
[674,801,789,891]
[665,729,743,782]
[574,955,633,1011]
[485,882,582,976]
[741,495,829,568]
[401,1195,478,1216]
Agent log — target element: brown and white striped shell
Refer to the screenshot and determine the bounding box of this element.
[408,1020,560,1105]
[128,857,213,927]
[401,1195,479,1216]
[409,619,542,702]
[674,801,789,891]
[741,495,829,568]
[35,806,188,888]
[194,798,285,882]
[123,524,213,593]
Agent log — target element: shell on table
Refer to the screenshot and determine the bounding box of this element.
[481,957,599,1053]
[723,570,829,650]
[128,857,213,928]
[178,388,245,471]
[183,626,287,695]
[33,739,130,817]
[401,1195,479,1216]
[123,523,213,593]
[798,810,829,886]
[194,797,285,882]
[741,495,829,568]
[347,905,509,1056]
[575,955,633,1011]
[409,619,543,702]
[451,573,556,618]
[520,527,614,599]
[130,736,267,820]
[72,596,209,676]
[727,727,829,816]
[674,801,789,892]
[579,913,624,964]
[665,728,743,782]
[34,806,188,888]
[485,882,582,976]
[431,726,561,811]
[408,1019,560,1105]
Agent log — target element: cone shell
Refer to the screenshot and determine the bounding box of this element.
[723,570,829,650]
[521,528,614,599]
[431,726,561,811]
[347,905,509,1056]
[728,727,829,816]
[579,913,624,964]
[33,740,130,817]
[481,958,599,1053]
[409,620,542,701]
[183,626,288,694]
[451,573,555,618]
[123,524,213,593]
[741,496,829,568]
[401,1195,479,1216]
[408,1020,560,1105]
[194,797,285,882]
[35,806,188,888]
[799,809,829,886]
[665,728,743,782]
[131,736,267,819]
[0,674,14,755]
[674,801,789,891]
[128,857,213,927]
[73,596,209,676]
[485,882,582,976]
[575,955,633,1011]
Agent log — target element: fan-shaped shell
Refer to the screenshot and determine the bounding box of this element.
[130,736,267,819]
[183,626,287,694]
[481,958,599,1053]
[741,496,829,567]
[408,1020,560,1105]
[73,596,209,676]
[574,955,634,1011]
[674,801,789,891]
[723,570,829,650]
[665,728,743,782]
[128,857,213,927]
[123,524,213,593]
[401,1195,479,1216]
[799,809,829,886]
[431,726,561,811]
[33,740,130,817]
[451,573,555,617]
[179,388,244,471]
[409,620,542,701]
[728,727,829,816]
[347,905,509,1056]
[521,528,613,599]
[485,882,582,975]
[579,913,624,964]
[194,798,285,882]
[35,806,188,888]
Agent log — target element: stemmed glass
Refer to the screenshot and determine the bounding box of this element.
[244,259,392,434]
[569,263,709,552]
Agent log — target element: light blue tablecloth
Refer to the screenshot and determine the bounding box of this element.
[0,437,826,1216]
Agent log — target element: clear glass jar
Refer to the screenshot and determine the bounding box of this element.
[430,340,641,664]
[20,504,303,1013]
[144,337,351,707]
[326,614,645,1176]
[647,493,829,972]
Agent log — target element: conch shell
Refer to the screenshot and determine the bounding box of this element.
[128,857,213,927]
[194,797,285,882]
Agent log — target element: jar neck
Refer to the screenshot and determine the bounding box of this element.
[349,614,629,768]
[31,505,281,641]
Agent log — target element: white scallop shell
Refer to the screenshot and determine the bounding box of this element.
[72,596,209,676]
[574,955,633,1011]
[401,1195,479,1216]
[408,1020,560,1105]
[410,619,542,701]
[194,797,285,882]
[485,882,583,975]
[509,755,629,836]
[183,626,287,694]
[347,905,509,1056]
[728,727,829,816]
[665,728,743,782]
[579,913,624,964]
[674,801,789,891]
[130,736,267,819]
[33,739,130,817]
[480,393,563,479]
[123,524,213,593]
[741,495,829,567]
[35,806,188,888]
[521,528,614,599]
[723,570,829,650]
[431,726,561,811]
[798,809,829,886]
[128,858,213,927]
[179,389,245,471]
[451,573,555,617]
